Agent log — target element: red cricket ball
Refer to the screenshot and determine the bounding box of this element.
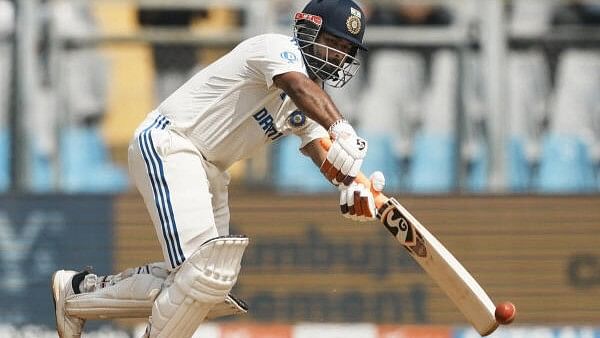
[495,301,516,325]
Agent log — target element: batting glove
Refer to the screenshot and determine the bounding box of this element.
[320,120,368,186]
[339,171,385,222]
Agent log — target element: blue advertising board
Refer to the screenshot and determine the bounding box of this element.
[0,195,113,326]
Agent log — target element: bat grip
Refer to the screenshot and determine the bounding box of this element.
[319,138,389,208]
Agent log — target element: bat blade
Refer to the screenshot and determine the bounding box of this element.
[378,198,498,336]
[319,138,498,336]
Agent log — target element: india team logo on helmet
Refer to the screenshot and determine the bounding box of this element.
[346,16,361,35]
[346,7,362,35]
[293,0,368,88]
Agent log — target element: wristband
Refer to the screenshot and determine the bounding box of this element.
[328,119,355,139]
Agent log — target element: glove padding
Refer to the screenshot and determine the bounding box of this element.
[320,120,368,186]
[339,171,385,222]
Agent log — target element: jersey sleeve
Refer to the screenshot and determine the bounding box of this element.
[247,35,308,88]
[293,118,329,149]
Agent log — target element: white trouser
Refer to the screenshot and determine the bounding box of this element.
[128,111,231,270]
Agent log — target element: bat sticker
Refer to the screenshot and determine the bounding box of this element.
[378,198,427,257]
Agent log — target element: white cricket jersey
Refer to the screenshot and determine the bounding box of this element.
[156,33,329,171]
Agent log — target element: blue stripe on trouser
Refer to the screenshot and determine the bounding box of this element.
[146,121,186,264]
[138,117,177,268]
[137,115,185,268]
[138,117,176,267]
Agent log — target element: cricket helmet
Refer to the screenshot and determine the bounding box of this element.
[294,0,368,87]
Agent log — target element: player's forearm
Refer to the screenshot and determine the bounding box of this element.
[300,138,328,167]
[274,72,343,129]
[289,80,341,128]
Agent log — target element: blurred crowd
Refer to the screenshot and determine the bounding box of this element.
[0,0,599,193]
[0,0,126,193]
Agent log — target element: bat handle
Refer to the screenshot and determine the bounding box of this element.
[319,138,389,209]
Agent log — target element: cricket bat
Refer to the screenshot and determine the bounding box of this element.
[320,138,499,336]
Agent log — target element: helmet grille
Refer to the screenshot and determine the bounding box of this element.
[293,15,361,88]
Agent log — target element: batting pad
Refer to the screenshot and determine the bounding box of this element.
[147,236,249,338]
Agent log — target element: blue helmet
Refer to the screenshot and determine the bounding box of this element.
[294,0,368,87]
[302,0,368,52]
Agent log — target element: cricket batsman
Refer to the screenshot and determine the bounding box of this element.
[51,0,384,337]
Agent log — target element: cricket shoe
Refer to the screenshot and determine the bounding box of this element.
[51,269,90,338]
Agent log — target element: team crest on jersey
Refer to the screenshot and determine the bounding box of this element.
[288,110,306,128]
[280,51,298,64]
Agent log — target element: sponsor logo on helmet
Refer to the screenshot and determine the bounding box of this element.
[288,110,306,127]
[346,15,361,35]
[350,7,362,19]
[280,51,298,64]
[294,12,323,26]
